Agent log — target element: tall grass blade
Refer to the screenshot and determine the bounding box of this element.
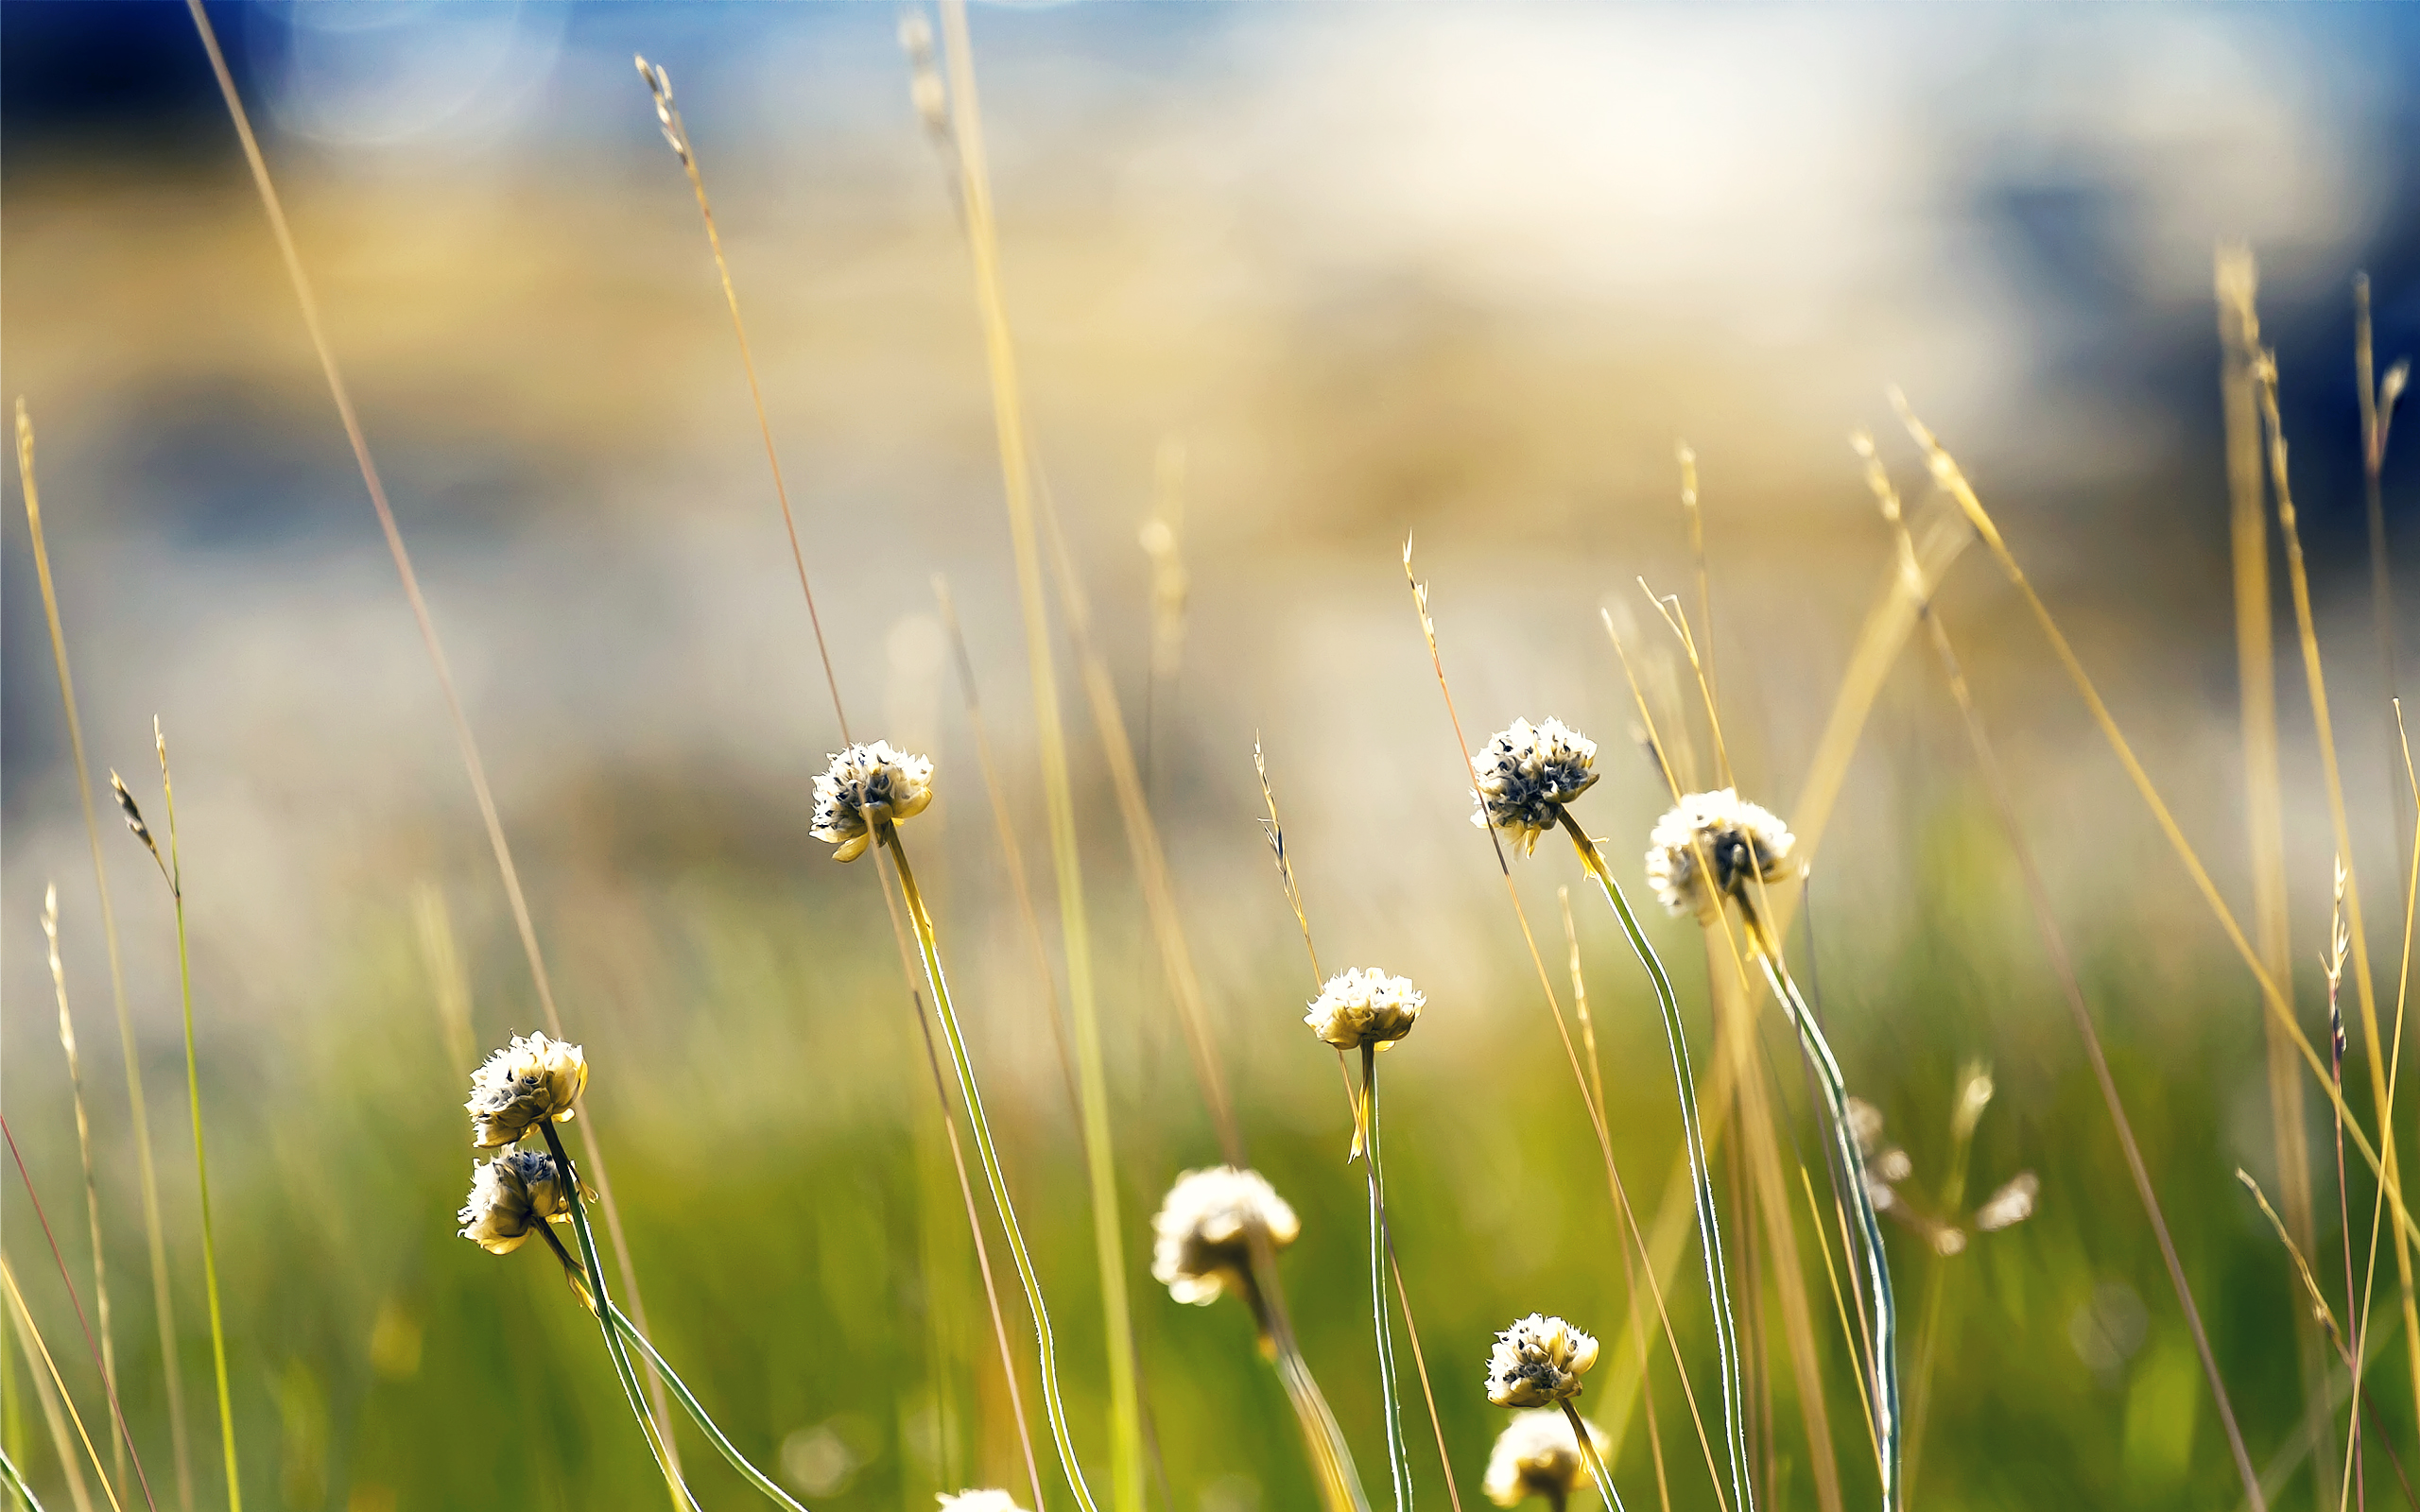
[0,1257,116,1512]
[13,402,194,1512]
[39,891,121,1498]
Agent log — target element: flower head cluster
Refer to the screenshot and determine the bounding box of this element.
[936,1493,1024,1512]
[1645,788,1795,920]
[1485,1314,1600,1408]
[1471,718,1599,855]
[458,1149,568,1255]
[812,741,936,863]
[467,1032,588,1148]
[1150,1166,1300,1306]
[1483,1409,1609,1507]
[1304,968,1425,1052]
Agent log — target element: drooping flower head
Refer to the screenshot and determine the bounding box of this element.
[1470,718,1600,856]
[1485,1314,1599,1408]
[1483,1409,1609,1507]
[457,1149,568,1255]
[1645,787,1794,920]
[1150,1165,1300,1307]
[1304,968,1425,1052]
[467,1032,588,1148]
[936,1493,1024,1512]
[812,741,936,863]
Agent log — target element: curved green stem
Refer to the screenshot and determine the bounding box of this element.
[601,1305,808,1512]
[0,1443,46,1512]
[1562,1400,1625,1512]
[888,827,1100,1512]
[1361,1048,1409,1512]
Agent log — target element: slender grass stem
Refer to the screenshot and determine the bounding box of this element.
[1560,816,1753,1512]
[39,890,122,1498]
[604,1305,807,1512]
[0,1443,46,1512]
[1562,1400,1627,1512]
[540,1124,691,1506]
[888,827,1101,1512]
[16,403,195,1512]
[145,737,234,1512]
[0,1256,117,1512]
[1360,1048,1410,1512]
[1242,1254,1369,1512]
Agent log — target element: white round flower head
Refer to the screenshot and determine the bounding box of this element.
[1483,1409,1610,1507]
[1150,1165,1301,1306]
[1644,787,1795,920]
[936,1492,1025,1512]
[812,741,936,863]
[466,1031,589,1148]
[457,1149,567,1255]
[1304,967,1426,1052]
[1485,1313,1600,1408]
[1471,718,1600,856]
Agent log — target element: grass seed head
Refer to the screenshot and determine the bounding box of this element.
[1150,1166,1299,1307]
[1485,1313,1599,1408]
[1645,787,1794,920]
[457,1150,568,1255]
[466,1032,589,1148]
[812,741,936,862]
[1304,967,1425,1053]
[1482,1408,1607,1507]
[1471,718,1600,856]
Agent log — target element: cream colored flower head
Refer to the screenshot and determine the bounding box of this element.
[467,1032,588,1148]
[1645,787,1794,919]
[935,1493,1024,1512]
[1471,718,1599,856]
[1304,967,1425,1052]
[1150,1165,1300,1306]
[1486,1313,1600,1408]
[1483,1409,1608,1507]
[457,1149,567,1255]
[812,741,936,863]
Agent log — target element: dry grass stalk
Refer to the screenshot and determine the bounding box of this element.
[14,401,195,1512]
[40,888,122,1497]
[2216,247,2336,1503]
[1,1255,109,1512]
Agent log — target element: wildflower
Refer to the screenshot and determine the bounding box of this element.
[812,741,936,863]
[1485,1314,1599,1408]
[1483,1409,1609,1508]
[936,1493,1024,1512]
[1471,718,1599,855]
[467,1031,588,1148]
[1304,968,1425,1052]
[1151,1166,1300,1306]
[1645,787,1794,920]
[457,1149,568,1255]
[1973,1171,2040,1233]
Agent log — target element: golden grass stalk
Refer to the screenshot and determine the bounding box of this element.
[2216,248,2336,1505]
[116,731,230,1512]
[0,1255,112,1512]
[2249,350,2420,1444]
[38,890,121,1496]
[1403,548,1736,1512]
[14,402,195,1512]
[1880,405,2280,1509]
[176,7,685,1485]
[929,7,1145,1498]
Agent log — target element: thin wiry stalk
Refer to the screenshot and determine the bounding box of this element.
[1360,1048,1411,1512]
[2253,347,2420,1445]
[2358,711,2420,1512]
[2357,274,2410,887]
[1869,419,2264,1509]
[39,891,120,1497]
[176,5,683,1479]
[138,734,233,1512]
[540,1123,692,1504]
[604,1304,808,1512]
[0,1443,45,1512]
[0,1256,116,1512]
[927,9,1145,1498]
[14,403,194,1512]
[1559,818,1754,1512]
[1890,394,2420,1255]
[2325,870,2364,1512]
[1562,1400,1629,1512]
[888,828,1102,1512]
[2216,249,2335,1507]
[1402,545,1731,1510]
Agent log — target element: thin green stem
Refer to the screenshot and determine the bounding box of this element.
[0,1444,44,1512]
[541,1124,692,1508]
[1561,815,1751,1512]
[152,742,238,1512]
[888,826,1100,1512]
[600,1305,808,1512]
[1563,1400,1626,1512]
[1361,1047,1409,1512]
